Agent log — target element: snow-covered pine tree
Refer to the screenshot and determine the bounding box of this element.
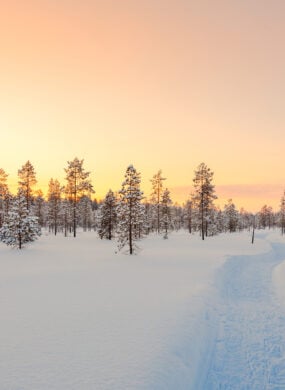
[0,168,10,228]
[280,191,285,235]
[224,199,239,232]
[150,170,166,233]
[64,158,94,237]
[18,161,37,211]
[91,201,100,232]
[191,162,217,240]
[142,201,153,235]
[258,205,274,229]
[215,207,225,233]
[33,190,46,227]
[61,198,72,237]
[184,200,193,233]
[143,202,155,232]
[161,188,172,238]
[79,195,93,232]
[47,178,62,235]
[189,204,200,233]
[98,190,117,240]
[0,195,41,249]
[172,203,183,231]
[238,208,252,231]
[206,206,220,236]
[117,165,144,254]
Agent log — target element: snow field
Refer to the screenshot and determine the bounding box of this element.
[0,230,283,389]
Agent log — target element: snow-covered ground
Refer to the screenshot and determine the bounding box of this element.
[0,230,285,389]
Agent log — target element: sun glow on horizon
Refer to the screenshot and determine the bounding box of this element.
[4,160,284,213]
[1,1,285,212]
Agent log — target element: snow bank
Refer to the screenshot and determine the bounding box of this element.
[0,230,271,389]
[273,260,285,302]
[271,232,285,306]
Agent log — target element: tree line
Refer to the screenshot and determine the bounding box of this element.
[0,159,284,253]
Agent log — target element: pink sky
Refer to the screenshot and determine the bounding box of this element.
[1,1,285,210]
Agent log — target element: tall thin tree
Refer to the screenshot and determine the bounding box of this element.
[150,170,166,233]
[280,191,285,235]
[192,162,217,240]
[161,188,172,239]
[0,168,10,227]
[33,190,46,227]
[117,165,144,254]
[64,158,94,237]
[47,178,62,235]
[18,161,37,210]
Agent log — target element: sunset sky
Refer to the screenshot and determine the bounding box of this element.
[1,0,285,211]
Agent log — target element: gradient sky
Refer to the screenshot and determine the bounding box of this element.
[1,0,285,211]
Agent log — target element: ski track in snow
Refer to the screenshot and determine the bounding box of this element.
[196,238,285,390]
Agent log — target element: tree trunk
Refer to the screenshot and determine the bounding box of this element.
[129,222,133,254]
[73,200,76,237]
[157,203,160,234]
[201,207,205,240]
[108,220,112,240]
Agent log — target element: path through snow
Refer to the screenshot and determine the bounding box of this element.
[197,237,285,389]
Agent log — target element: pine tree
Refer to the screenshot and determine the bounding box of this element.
[206,206,220,236]
[191,162,217,240]
[79,195,93,232]
[47,178,62,235]
[280,192,285,235]
[0,168,10,228]
[172,203,183,231]
[98,190,117,240]
[142,201,153,235]
[61,198,72,237]
[258,205,273,229]
[18,161,37,210]
[0,195,41,249]
[238,208,252,231]
[117,165,144,254]
[224,199,239,232]
[64,158,94,237]
[216,207,225,233]
[150,170,166,233]
[33,190,46,227]
[184,200,193,233]
[161,188,172,238]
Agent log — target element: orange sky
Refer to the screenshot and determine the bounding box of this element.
[1,1,285,211]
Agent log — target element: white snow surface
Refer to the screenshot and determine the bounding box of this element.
[0,230,285,389]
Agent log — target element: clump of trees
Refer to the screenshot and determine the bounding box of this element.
[0,194,41,249]
[1,159,284,252]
